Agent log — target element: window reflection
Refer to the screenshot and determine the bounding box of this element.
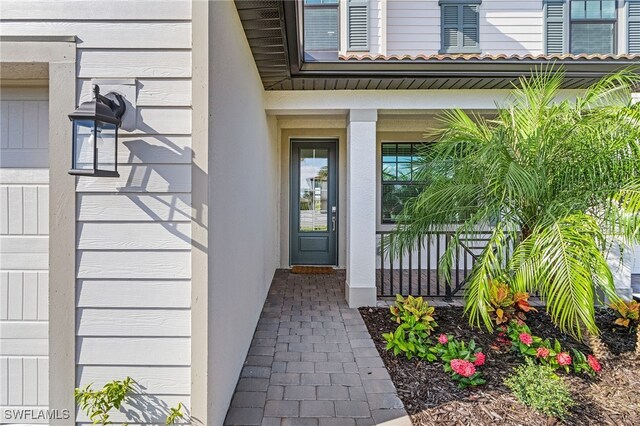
[299,148,329,231]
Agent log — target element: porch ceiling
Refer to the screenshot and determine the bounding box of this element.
[234,0,640,91]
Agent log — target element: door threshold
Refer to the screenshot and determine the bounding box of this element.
[290,266,336,275]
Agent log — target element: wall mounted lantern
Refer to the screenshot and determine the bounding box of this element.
[68,84,125,177]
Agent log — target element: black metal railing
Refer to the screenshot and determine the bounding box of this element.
[377,230,504,299]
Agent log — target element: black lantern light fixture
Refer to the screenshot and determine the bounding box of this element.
[68,85,126,177]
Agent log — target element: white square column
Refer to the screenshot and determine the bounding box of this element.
[346,109,378,307]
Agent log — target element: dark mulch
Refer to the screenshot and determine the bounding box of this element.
[359,306,640,426]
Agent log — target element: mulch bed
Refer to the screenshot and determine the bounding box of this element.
[359,306,640,426]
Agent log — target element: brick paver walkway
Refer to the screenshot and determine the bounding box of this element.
[224,269,411,426]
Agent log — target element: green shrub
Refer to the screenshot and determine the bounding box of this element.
[383,295,438,360]
[504,361,574,419]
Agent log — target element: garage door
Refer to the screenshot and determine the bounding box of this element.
[0,86,49,420]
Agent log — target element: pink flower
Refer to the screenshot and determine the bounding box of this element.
[557,352,572,366]
[450,359,476,378]
[473,352,486,366]
[587,355,602,372]
[438,334,448,345]
[519,333,533,346]
[536,347,550,358]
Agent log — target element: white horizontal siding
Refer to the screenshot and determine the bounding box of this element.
[77,251,190,279]
[76,309,190,337]
[117,137,193,164]
[78,80,192,107]
[77,281,190,308]
[0,0,191,20]
[75,164,191,193]
[386,0,544,56]
[78,50,191,78]
[77,222,191,250]
[76,365,190,394]
[76,337,190,365]
[0,22,191,49]
[0,5,193,423]
[76,396,190,424]
[77,194,191,222]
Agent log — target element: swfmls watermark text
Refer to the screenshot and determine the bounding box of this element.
[2,409,70,421]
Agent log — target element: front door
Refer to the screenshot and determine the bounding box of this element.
[290,140,338,265]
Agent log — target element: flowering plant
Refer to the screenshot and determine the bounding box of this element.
[434,335,486,388]
[505,320,600,375]
[570,349,601,376]
[507,321,544,357]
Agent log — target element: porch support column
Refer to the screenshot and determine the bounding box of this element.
[346,109,378,307]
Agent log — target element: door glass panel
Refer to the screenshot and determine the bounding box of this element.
[299,148,329,232]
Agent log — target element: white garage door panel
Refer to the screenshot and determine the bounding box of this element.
[0,90,49,415]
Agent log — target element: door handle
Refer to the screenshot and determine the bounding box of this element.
[331,206,337,232]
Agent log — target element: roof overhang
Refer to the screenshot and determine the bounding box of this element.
[235,0,640,91]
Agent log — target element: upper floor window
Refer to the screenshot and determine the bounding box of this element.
[304,0,340,52]
[303,0,370,57]
[570,0,616,54]
[439,0,482,54]
[545,0,619,55]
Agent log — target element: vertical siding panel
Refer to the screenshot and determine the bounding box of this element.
[7,101,24,148]
[37,357,49,405]
[23,272,39,320]
[0,357,7,405]
[22,102,39,149]
[0,272,7,319]
[23,358,38,405]
[7,186,24,234]
[0,186,8,234]
[7,272,23,320]
[37,101,49,148]
[37,186,49,235]
[0,101,9,148]
[23,186,39,234]
[37,272,48,320]
[7,357,23,405]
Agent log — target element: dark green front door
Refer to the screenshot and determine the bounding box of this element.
[290,140,338,265]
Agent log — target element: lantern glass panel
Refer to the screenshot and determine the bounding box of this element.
[73,120,95,171]
[96,121,117,172]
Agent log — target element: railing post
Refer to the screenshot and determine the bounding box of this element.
[444,232,453,302]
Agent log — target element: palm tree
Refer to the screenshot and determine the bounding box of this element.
[389,68,640,339]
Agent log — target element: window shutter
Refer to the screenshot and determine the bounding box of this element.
[347,0,369,51]
[304,6,340,51]
[442,5,459,51]
[629,1,640,54]
[461,5,479,48]
[545,0,566,54]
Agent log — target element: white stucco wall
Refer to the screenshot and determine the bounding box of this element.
[209,2,280,424]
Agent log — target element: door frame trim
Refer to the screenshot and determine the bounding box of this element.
[289,138,339,266]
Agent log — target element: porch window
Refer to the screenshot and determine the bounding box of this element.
[381,143,428,224]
